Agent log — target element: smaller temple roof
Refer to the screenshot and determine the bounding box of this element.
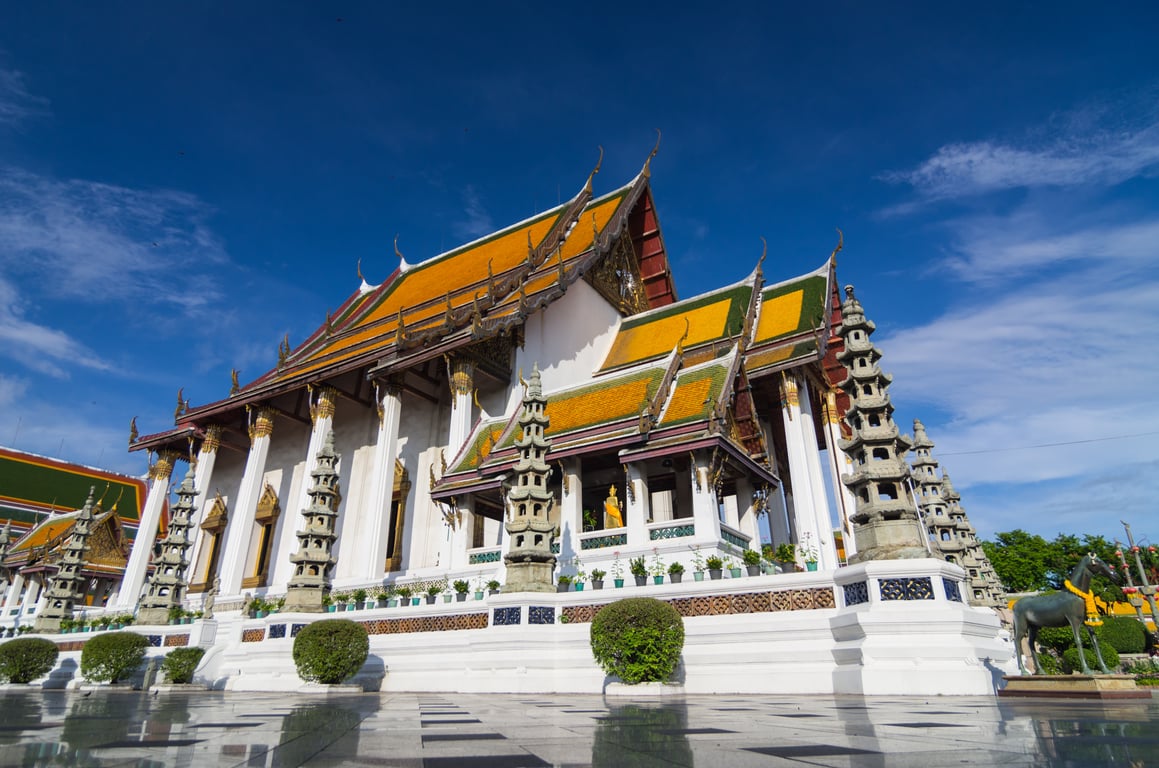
[743,258,832,376]
[4,506,131,576]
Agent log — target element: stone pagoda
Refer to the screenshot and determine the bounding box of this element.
[941,471,1003,607]
[834,286,927,562]
[34,487,96,633]
[284,430,341,612]
[911,419,958,555]
[137,466,199,625]
[0,521,10,595]
[502,364,557,592]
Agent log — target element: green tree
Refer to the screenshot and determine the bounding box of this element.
[981,530,1053,592]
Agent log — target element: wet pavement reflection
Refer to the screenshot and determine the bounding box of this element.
[0,689,1153,767]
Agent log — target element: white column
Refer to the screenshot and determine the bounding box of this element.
[797,378,838,570]
[184,426,222,587]
[217,407,275,596]
[558,458,582,564]
[114,450,179,610]
[822,388,858,560]
[1,572,24,618]
[363,380,402,582]
[624,464,649,548]
[447,357,475,457]
[448,501,471,571]
[779,374,822,569]
[690,452,723,546]
[21,578,41,617]
[735,476,761,549]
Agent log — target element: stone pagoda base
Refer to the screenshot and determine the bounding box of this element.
[999,674,1150,699]
[847,519,930,563]
[136,607,173,626]
[502,559,556,593]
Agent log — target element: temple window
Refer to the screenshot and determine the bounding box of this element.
[871,448,888,461]
[243,481,281,589]
[385,460,411,573]
[191,493,228,593]
[877,483,897,500]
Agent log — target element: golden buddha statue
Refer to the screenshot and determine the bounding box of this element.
[604,485,624,529]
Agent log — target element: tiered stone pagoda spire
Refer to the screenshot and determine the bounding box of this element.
[503,364,557,592]
[941,471,1003,607]
[284,430,341,612]
[34,487,96,633]
[137,467,199,625]
[0,521,10,592]
[911,419,959,556]
[835,286,927,562]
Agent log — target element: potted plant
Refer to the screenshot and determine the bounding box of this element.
[774,542,797,572]
[352,588,369,610]
[487,579,501,596]
[425,584,441,604]
[590,569,606,590]
[556,574,573,593]
[611,551,625,588]
[375,586,392,608]
[690,547,706,582]
[800,535,819,571]
[474,578,485,600]
[761,543,777,574]
[705,555,724,580]
[743,548,762,576]
[394,586,412,606]
[629,556,648,587]
[453,580,470,602]
[582,509,598,532]
[668,561,685,584]
[650,549,665,585]
[322,593,335,612]
[725,556,742,579]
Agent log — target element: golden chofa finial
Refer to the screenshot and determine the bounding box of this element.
[830,228,844,265]
[173,388,186,421]
[394,234,411,272]
[584,145,604,193]
[128,416,138,447]
[642,129,661,178]
[757,236,767,278]
[230,368,240,395]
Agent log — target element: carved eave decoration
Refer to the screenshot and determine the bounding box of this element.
[255,482,281,525]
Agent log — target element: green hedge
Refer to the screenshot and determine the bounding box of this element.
[0,638,59,684]
[590,597,684,685]
[1061,645,1119,674]
[81,632,148,683]
[161,647,206,685]
[1035,618,1145,654]
[292,619,369,684]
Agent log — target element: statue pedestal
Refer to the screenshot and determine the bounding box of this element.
[999,674,1150,699]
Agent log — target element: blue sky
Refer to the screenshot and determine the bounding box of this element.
[1,3,1156,543]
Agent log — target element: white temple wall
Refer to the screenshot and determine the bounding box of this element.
[328,406,380,584]
[510,280,621,413]
[242,419,309,594]
[395,391,444,576]
[188,448,245,588]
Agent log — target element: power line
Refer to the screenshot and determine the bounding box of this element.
[939,430,1159,456]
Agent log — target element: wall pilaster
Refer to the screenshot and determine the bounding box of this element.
[217,407,275,596]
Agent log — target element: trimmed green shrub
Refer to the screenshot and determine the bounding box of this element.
[589,597,684,684]
[161,646,206,684]
[1061,645,1119,674]
[1033,651,1061,675]
[292,619,369,684]
[81,632,148,683]
[1033,626,1076,653]
[1096,617,1147,654]
[0,637,59,683]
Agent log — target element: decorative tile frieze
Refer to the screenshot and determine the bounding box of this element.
[468,549,502,564]
[241,628,266,643]
[560,587,837,624]
[359,613,489,635]
[163,633,190,647]
[290,623,306,637]
[146,635,162,647]
[529,606,555,624]
[493,607,521,626]
[269,624,287,639]
[843,581,869,606]
[942,578,963,603]
[580,533,627,550]
[720,529,749,549]
[879,577,934,601]
[650,524,695,540]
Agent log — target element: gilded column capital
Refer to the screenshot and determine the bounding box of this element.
[310,386,339,425]
[779,372,800,410]
[148,450,182,481]
[201,425,224,454]
[447,356,475,397]
[248,406,276,441]
[822,389,841,425]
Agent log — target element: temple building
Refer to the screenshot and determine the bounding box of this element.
[0,447,149,626]
[121,155,907,611]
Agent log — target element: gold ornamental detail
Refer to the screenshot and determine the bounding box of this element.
[201,425,223,454]
[779,373,800,412]
[148,450,181,481]
[822,389,841,425]
[310,386,339,425]
[248,407,276,441]
[447,356,475,397]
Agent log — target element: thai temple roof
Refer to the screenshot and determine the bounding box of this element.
[3,505,132,576]
[0,447,147,539]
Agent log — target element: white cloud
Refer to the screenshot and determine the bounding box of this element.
[0,66,48,127]
[0,276,111,377]
[452,185,494,241]
[883,103,1159,199]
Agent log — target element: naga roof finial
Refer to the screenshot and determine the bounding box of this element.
[756,236,767,281]
[830,228,844,265]
[128,416,138,447]
[394,234,411,272]
[584,145,604,193]
[230,368,240,395]
[642,129,661,178]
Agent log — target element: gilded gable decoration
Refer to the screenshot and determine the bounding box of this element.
[202,493,228,532]
[255,481,281,525]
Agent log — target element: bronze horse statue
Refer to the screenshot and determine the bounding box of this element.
[1012,553,1119,675]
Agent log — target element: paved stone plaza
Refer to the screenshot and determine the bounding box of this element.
[0,690,1155,767]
